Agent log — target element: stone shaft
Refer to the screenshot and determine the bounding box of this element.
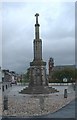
[34,13,42,61]
[29,13,48,93]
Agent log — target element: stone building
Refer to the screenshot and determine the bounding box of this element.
[2,69,18,93]
[48,57,75,82]
[2,69,12,93]
[53,65,75,71]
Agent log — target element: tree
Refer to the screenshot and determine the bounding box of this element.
[50,68,76,83]
[22,69,30,83]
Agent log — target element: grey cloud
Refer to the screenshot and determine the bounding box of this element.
[2,2,75,73]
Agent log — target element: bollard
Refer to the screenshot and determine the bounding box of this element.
[2,86,4,92]
[6,85,7,89]
[39,96,44,111]
[3,95,8,110]
[73,84,76,91]
[64,89,67,98]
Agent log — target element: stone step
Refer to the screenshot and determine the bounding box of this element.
[19,86,59,94]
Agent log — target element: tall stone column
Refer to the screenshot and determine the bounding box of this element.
[20,13,58,94]
[23,13,49,94]
[34,13,42,61]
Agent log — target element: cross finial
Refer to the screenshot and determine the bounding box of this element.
[35,13,39,24]
[35,13,39,17]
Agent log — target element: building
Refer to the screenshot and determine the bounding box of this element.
[2,69,12,93]
[48,57,75,82]
[2,69,18,93]
[53,65,75,71]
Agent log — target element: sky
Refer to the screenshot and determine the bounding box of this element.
[1,1,75,73]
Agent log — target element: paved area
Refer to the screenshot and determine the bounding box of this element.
[1,99,75,120]
[0,84,75,120]
[1,84,74,97]
[3,86,75,117]
[37,99,75,118]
